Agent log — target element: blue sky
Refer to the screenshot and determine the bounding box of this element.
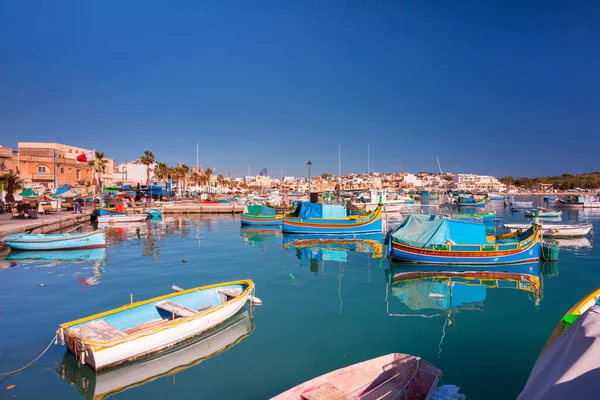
[1,1,599,178]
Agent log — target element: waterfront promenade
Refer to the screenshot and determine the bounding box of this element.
[0,210,92,238]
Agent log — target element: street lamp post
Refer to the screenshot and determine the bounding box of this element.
[307,160,312,194]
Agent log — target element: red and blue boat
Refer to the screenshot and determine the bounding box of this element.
[388,214,540,265]
[282,203,383,234]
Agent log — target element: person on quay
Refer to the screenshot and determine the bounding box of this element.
[74,197,83,214]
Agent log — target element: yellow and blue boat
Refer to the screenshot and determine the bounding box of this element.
[388,214,540,265]
[282,203,383,234]
[240,204,286,226]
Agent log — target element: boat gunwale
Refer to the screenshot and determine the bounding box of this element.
[60,279,254,348]
[3,230,105,244]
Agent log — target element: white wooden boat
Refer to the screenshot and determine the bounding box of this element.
[273,353,442,400]
[96,214,149,223]
[524,208,562,218]
[2,231,106,251]
[58,280,254,371]
[504,223,593,238]
[60,310,254,398]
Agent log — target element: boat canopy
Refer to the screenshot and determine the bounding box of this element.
[246,204,276,216]
[391,214,487,247]
[55,185,71,195]
[294,202,347,219]
[19,188,40,198]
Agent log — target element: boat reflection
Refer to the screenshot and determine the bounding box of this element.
[282,233,384,264]
[5,248,107,262]
[385,262,542,317]
[60,309,254,399]
[545,237,593,249]
[240,226,282,247]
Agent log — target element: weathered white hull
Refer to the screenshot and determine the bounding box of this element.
[97,214,149,223]
[505,223,593,238]
[363,200,411,213]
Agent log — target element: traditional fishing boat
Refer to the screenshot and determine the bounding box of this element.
[454,197,486,208]
[58,279,255,371]
[414,191,439,201]
[60,310,254,399]
[2,231,106,251]
[346,203,367,215]
[510,201,534,208]
[504,222,593,238]
[388,214,540,264]
[5,248,107,262]
[450,212,496,223]
[282,203,383,234]
[524,208,562,218]
[519,288,600,399]
[273,353,446,400]
[555,196,585,208]
[146,208,163,218]
[240,204,285,226]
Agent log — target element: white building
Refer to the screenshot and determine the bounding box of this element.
[453,174,506,191]
[115,161,155,186]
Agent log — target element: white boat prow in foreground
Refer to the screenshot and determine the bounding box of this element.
[58,279,254,371]
[273,353,447,400]
[504,223,593,238]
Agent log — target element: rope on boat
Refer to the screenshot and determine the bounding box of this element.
[0,333,58,377]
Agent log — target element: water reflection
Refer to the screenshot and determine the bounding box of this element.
[240,226,282,247]
[5,248,107,263]
[60,309,254,399]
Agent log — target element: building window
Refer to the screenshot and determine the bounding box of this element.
[38,165,48,174]
[76,170,81,179]
[60,167,64,174]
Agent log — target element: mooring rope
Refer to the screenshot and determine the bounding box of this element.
[0,333,58,377]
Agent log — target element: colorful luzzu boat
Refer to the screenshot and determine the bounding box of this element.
[2,231,106,251]
[454,197,486,208]
[240,204,285,226]
[58,280,255,371]
[282,203,383,234]
[388,214,540,265]
[450,212,496,223]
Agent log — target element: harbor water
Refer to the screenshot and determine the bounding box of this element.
[1,196,599,399]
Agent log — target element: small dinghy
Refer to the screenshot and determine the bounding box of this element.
[273,353,445,399]
[504,223,593,238]
[58,279,255,371]
[524,208,562,218]
[2,231,106,251]
[146,208,163,218]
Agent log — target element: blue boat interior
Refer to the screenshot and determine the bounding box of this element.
[70,284,247,334]
[293,202,347,219]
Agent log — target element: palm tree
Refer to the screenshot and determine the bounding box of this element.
[217,174,225,188]
[155,162,169,182]
[89,151,108,192]
[204,168,213,192]
[140,150,155,186]
[0,170,23,203]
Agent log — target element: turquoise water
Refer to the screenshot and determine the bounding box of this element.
[0,197,599,399]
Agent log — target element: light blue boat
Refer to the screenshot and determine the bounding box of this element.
[2,231,106,251]
[282,203,383,234]
[146,208,163,218]
[5,248,107,262]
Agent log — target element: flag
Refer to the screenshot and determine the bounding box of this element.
[259,168,267,177]
[76,150,95,163]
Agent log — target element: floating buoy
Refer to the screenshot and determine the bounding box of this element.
[6,385,15,390]
[249,295,262,305]
[39,284,46,287]
[182,259,188,263]
[289,273,295,280]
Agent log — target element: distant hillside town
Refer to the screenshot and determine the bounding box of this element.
[1,141,588,194]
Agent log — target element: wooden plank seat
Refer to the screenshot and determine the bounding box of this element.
[156,301,199,319]
[301,384,352,400]
[217,288,243,303]
[72,320,128,342]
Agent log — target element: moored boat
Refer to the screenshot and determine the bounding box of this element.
[273,353,444,400]
[454,196,486,208]
[524,208,562,218]
[450,212,496,223]
[555,196,585,208]
[282,203,383,234]
[60,309,254,399]
[510,201,533,209]
[504,222,592,238]
[240,204,285,226]
[388,214,540,265]
[2,231,106,251]
[519,288,600,399]
[58,279,255,371]
[146,208,163,218]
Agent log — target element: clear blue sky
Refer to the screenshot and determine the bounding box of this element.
[1,1,599,178]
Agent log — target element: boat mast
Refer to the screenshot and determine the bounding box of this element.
[368,144,370,174]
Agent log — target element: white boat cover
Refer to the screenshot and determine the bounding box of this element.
[518,306,600,399]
